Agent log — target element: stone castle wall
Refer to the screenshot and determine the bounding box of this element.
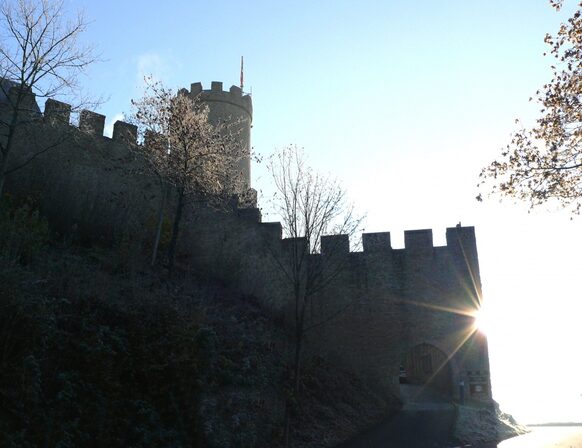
[1,86,491,404]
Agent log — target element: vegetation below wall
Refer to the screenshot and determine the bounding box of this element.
[0,198,399,447]
[0,201,204,447]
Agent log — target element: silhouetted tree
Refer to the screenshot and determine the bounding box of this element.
[131,80,244,272]
[0,0,96,200]
[479,1,582,213]
[267,146,363,446]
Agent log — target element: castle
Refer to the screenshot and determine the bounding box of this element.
[1,81,492,406]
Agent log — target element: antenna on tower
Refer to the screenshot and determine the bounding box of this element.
[240,56,244,92]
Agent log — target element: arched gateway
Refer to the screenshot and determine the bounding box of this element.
[399,343,454,402]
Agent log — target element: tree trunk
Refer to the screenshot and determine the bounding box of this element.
[293,288,307,393]
[293,325,303,394]
[283,401,291,448]
[283,288,306,448]
[0,121,18,202]
[282,323,304,447]
[167,186,186,276]
[0,167,5,201]
[150,182,167,267]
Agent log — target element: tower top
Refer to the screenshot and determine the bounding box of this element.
[187,81,252,118]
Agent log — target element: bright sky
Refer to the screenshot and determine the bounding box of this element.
[68,0,582,424]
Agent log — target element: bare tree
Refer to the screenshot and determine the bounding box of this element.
[131,80,245,272]
[479,1,582,214]
[267,146,363,446]
[0,0,96,199]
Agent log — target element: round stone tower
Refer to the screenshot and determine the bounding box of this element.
[188,81,252,192]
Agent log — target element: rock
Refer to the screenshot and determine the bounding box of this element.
[453,401,529,445]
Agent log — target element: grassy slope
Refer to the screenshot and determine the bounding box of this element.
[0,201,399,447]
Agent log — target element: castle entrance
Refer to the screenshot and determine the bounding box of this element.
[399,343,453,404]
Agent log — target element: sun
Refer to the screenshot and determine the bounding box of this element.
[472,306,491,334]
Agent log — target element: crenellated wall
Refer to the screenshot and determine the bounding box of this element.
[44,98,139,144]
[1,84,491,406]
[189,81,252,116]
[177,197,490,402]
[3,97,156,243]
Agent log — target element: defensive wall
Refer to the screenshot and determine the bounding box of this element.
[1,83,491,404]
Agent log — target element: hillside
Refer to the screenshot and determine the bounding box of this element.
[0,198,400,447]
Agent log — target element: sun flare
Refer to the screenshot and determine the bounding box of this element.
[473,307,490,334]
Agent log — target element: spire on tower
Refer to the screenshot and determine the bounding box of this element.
[240,56,244,91]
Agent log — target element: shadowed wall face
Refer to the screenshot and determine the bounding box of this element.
[301,227,490,403]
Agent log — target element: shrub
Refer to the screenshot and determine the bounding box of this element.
[0,196,49,264]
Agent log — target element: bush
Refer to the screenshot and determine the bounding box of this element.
[0,246,205,447]
[0,196,49,264]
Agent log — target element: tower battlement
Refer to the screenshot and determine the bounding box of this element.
[187,81,252,117]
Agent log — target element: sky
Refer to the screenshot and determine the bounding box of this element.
[62,0,582,424]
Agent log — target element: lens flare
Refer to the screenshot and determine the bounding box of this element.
[473,306,490,334]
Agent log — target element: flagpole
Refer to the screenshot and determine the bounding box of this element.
[240,56,244,92]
